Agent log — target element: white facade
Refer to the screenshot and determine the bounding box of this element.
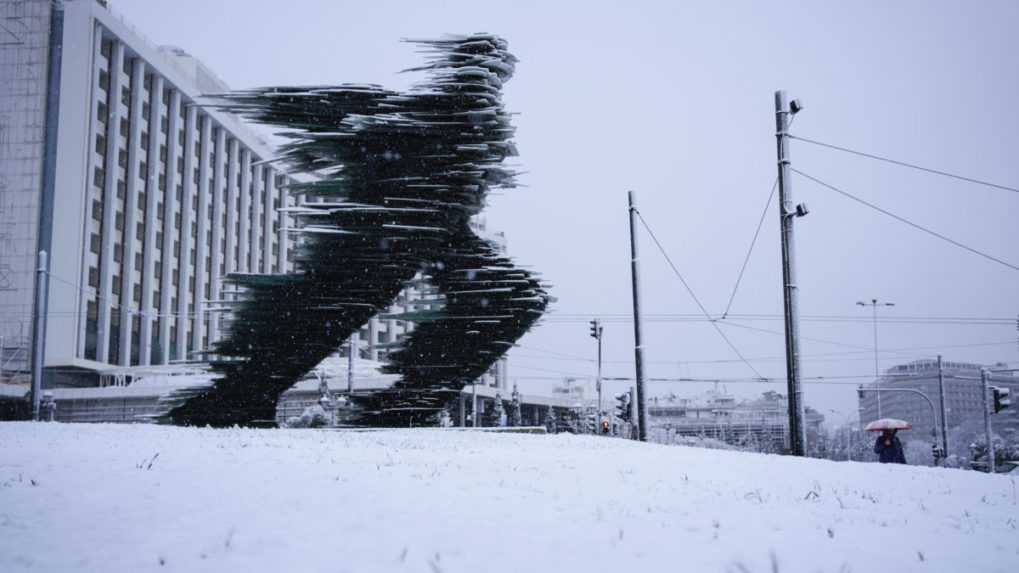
[0,0,296,383]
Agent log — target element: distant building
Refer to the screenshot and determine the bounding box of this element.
[859,359,1019,437]
[648,389,825,452]
[0,0,298,386]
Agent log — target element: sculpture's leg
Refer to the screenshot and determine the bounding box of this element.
[353,227,548,426]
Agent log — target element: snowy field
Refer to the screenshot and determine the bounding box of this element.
[1,423,1016,573]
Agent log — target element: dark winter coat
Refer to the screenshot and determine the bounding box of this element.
[874,435,906,464]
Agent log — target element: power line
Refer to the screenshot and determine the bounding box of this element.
[792,168,1019,273]
[511,339,1017,366]
[789,134,1019,194]
[633,210,765,379]
[721,178,777,318]
[539,312,1016,325]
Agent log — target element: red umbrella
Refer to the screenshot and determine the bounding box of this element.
[864,418,912,432]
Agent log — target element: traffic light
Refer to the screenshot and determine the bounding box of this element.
[615,393,631,423]
[991,386,1011,414]
[589,319,601,339]
[601,418,610,434]
[857,385,865,400]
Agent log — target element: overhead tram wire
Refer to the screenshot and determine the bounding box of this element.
[792,168,1019,273]
[632,210,766,380]
[721,177,778,318]
[513,338,1018,366]
[789,134,1019,195]
[539,312,1015,325]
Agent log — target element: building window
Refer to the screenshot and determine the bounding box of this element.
[95,134,107,155]
[93,167,105,188]
[90,233,101,255]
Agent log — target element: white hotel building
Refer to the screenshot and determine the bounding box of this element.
[1,0,509,393]
[0,0,297,385]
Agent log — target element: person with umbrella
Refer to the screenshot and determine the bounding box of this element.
[866,418,910,464]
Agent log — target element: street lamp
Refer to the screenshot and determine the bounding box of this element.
[857,298,894,418]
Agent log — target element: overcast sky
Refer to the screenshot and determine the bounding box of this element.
[113,0,1019,425]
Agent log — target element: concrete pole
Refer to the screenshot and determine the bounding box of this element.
[872,302,882,418]
[936,355,949,459]
[596,321,603,419]
[458,391,466,427]
[30,251,50,421]
[981,368,995,473]
[775,90,805,456]
[629,386,637,440]
[627,191,648,441]
[347,332,357,394]
[472,382,478,427]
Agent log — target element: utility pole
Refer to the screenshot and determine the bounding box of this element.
[774,90,806,456]
[856,298,895,417]
[589,319,603,420]
[936,355,949,460]
[981,368,995,473]
[627,191,648,442]
[30,250,50,421]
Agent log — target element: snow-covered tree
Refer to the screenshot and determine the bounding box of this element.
[544,405,557,433]
[510,387,523,427]
[488,394,506,427]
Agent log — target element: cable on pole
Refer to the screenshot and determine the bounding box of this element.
[792,168,1019,273]
[721,177,778,318]
[789,134,1019,194]
[633,210,766,380]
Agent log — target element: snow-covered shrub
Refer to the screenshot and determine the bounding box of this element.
[285,405,330,428]
[435,409,453,428]
[487,395,505,427]
[904,439,935,466]
[673,436,738,451]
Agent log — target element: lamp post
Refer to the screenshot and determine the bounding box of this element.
[857,298,894,418]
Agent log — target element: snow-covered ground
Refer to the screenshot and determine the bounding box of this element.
[1,423,1016,573]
